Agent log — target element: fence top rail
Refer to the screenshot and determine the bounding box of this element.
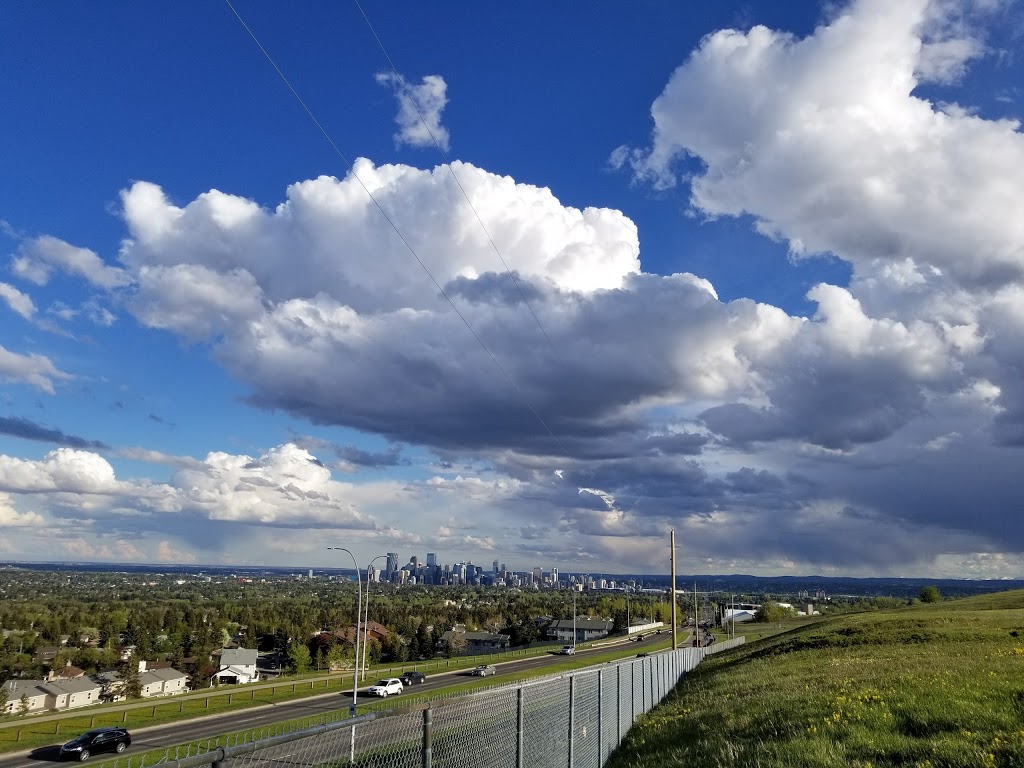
[87,638,746,768]
[360,640,742,719]
[137,712,379,768]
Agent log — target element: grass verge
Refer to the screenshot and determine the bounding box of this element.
[606,590,1024,767]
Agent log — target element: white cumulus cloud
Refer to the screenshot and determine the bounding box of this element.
[0,493,43,527]
[376,73,451,151]
[619,0,1024,290]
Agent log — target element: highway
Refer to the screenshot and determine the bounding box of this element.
[3,633,682,768]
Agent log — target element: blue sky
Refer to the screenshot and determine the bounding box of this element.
[2,0,1024,576]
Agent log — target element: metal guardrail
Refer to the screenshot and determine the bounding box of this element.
[88,638,744,768]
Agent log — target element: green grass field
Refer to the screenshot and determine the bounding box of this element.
[607,591,1024,767]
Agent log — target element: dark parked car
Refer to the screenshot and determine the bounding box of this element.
[60,728,131,761]
[400,671,427,686]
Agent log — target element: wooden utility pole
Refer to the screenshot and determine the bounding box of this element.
[694,582,699,647]
[670,529,678,650]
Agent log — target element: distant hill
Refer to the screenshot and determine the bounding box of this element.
[607,589,1024,767]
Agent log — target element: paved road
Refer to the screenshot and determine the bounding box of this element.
[2,632,683,768]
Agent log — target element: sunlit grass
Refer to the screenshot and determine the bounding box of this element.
[607,591,1024,767]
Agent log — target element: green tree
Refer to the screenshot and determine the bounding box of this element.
[288,642,311,674]
[413,622,428,659]
[442,632,465,658]
[611,608,628,633]
[326,643,351,671]
[920,586,942,603]
[504,620,539,647]
[0,683,8,718]
[754,602,793,623]
[423,627,437,659]
[187,664,215,692]
[381,632,409,662]
[118,655,142,699]
[18,693,29,717]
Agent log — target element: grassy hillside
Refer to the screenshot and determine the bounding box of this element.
[607,590,1024,767]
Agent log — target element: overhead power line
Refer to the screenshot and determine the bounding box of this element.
[222,0,574,460]
[352,0,566,369]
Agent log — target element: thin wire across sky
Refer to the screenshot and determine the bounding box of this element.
[222,0,574,461]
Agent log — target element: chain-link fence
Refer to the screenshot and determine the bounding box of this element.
[95,639,743,768]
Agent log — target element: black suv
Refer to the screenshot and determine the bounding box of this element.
[400,671,427,686]
[60,728,131,761]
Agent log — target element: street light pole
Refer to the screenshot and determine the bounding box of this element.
[573,590,577,649]
[361,555,386,682]
[327,547,362,763]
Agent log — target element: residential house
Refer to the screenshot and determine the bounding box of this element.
[94,670,123,702]
[40,678,102,710]
[462,632,511,653]
[334,621,391,645]
[139,660,173,671]
[211,648,259,685]
[436,627,510,655]
[78,628,99,646]
[48,663,86,682]
[2,679,48,714]
[32,646,60,665]
[546,618,614,644]
[140,668,189,697]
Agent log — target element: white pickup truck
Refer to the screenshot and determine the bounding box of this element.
[366,678,404,697]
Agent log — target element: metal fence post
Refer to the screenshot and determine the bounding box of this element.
[642,659,648,712]
[659,654,664,700]
[516,685,524,768]
[630,661,636,724]
[567,675,575,768]
[422,705,432,768]
[643,659,651,712]
[597,669,604,763]
[659,655,664,700]
[616,663,622,745]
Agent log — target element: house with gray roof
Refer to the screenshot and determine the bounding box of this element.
[546,618,614,643]
[39,677,102,710]
[140,667,189,697]
[2,679,48,714]
[462,631,511,653]
[437,627,512,654]
[212,648,259,685]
